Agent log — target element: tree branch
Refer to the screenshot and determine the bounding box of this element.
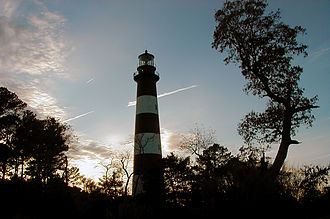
[294,105,319,113]
[289,139,300,145]
[255,71,287,104]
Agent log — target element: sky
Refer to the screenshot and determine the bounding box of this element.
[0,0,329,180]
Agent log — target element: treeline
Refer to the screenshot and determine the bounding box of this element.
[0,86,127,218]
[1,87,329,219]
[162,143,330,218]
[0,87,71,183]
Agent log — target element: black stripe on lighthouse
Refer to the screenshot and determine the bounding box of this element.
[137,79,157,96]
[135,113,160,134]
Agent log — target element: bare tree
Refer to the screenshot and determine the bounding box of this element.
[119,150,133,196]
[180,125,216,158]
[98,159,124,197]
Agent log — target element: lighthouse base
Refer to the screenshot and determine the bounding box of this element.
[132,154,163,197]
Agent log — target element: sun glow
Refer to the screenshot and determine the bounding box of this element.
[72,156,103,182]
[161,129,172,154]
[161,129,184,155]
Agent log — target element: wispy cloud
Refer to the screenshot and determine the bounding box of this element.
[0,0,72,119]
[0,0,21,18]
[67,135,114,180]
[0,4,70,76]
[309,47,330,61]
[86,78,94,84]
[161,128,184,153]
[128,84,199,107]
[64,111,95,123]
[0,75,67,119]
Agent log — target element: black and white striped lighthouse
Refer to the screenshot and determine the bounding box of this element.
[133,50,162,197]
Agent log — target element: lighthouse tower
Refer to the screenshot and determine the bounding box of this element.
[133,50,162,197]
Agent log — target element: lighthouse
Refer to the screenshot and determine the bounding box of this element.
[133,50,162,197]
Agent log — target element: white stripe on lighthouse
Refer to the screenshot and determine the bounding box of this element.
[134,133,161,155]
[136,95,158,115]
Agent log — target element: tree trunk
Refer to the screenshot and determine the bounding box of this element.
[14,157,19,177]
[64,156,68,185]
[20,155,24,179]
[271,110,292,177]
[124,176,130,196]
[1,163,6,181]
[271,140,290,177]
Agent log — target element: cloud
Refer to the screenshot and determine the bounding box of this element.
[67,132,134,180]
[309,47,330,61]
[68,135,115,162]
[0,0,72,119]
[26,87,67,118]
[64,111,95,123]
[0,75,67,119]
[128,84,199,107]
[161,128,187,154]
[0,8,70,76]
[0,0,21,18]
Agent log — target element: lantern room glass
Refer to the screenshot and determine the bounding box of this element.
[138,50,155,67]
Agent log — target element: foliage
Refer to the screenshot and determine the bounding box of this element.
[0,87,26,118]
[163,153,194,207]
[279,165,330,203]
[0,143,12,180]
[0,87,72,183]
[65,166,82,186]
[23,116,71,183]
[212,0,319,176]
[98,169,124,198]
[0,87,27,179]
[162,143,329,218]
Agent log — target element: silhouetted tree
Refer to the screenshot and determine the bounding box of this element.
[197,144,232,172]
[81,176,98,193]
[98,161,124,198]
[64,165,82,187]
[25,117,72,184]
[212,0,318,177]
[163,153,194,207]
[0,143,12,180]
[180,125,216,157]
[196,144,232,205]
[118,150,133,196]
[279,165,330,203]
[11,110,39,179]
[0,87,26,118]
[0,87,27,178]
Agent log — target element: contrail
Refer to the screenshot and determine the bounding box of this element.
[86,78,94,84]
[64,111,95,122]
[128,101,136,107]
[158,85,198,98]
[128,85,199,107]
